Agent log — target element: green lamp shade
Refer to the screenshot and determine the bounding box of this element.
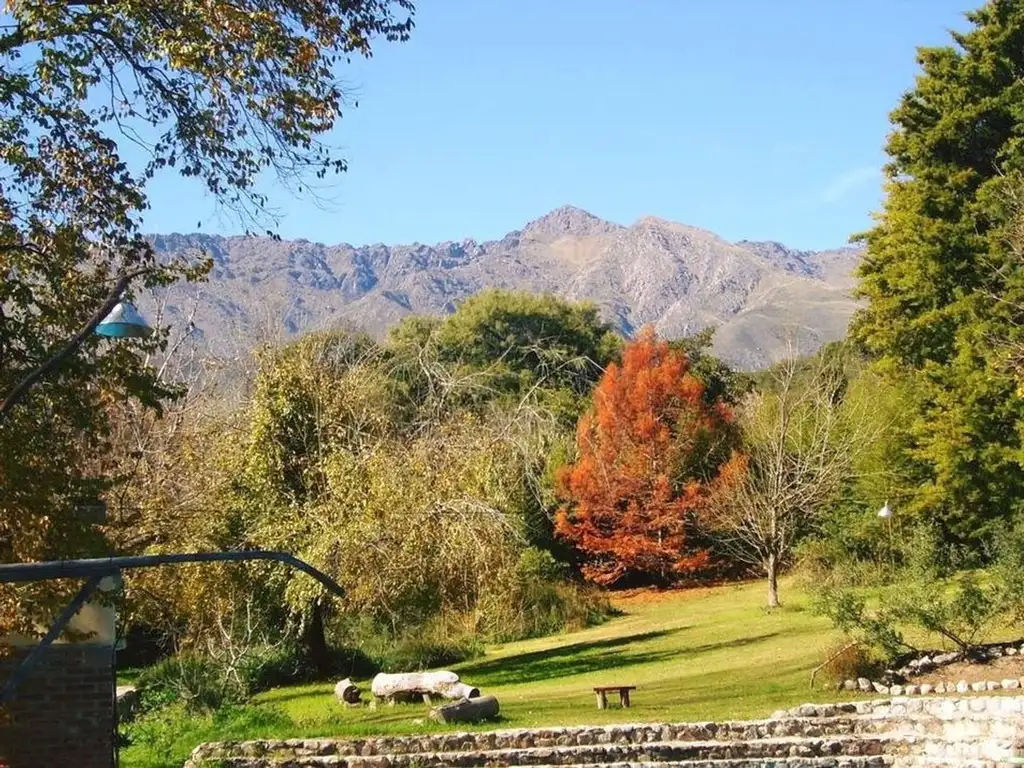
[96,302,153,338]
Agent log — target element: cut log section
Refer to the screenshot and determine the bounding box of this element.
[334,678,362,705]
[371,671,479,703]
[430,695,499,724]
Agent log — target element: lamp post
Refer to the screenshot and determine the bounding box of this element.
[878,500,895,567]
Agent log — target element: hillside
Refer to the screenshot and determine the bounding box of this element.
[152,206,862,370]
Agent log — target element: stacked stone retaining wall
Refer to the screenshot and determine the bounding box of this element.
[185,696,1024,768]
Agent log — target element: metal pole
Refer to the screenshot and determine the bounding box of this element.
[0,551,345,598]
[0,551,345,703]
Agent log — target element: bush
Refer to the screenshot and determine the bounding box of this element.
[135,653,232,713]
[815,642,882,687]
[377,634,483,672]
[813,568,1004,662]
[795,536,897,589]
[472,548,614,642]
[239,643,380,691]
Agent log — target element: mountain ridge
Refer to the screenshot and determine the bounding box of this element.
[151,206,863,370]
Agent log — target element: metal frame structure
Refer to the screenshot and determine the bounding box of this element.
[0,551,345,704]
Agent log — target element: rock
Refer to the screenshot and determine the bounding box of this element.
[798,704,818,717]
[934,652,959,665]
[971,681,987,692]
[1002,679,1020,690]
[843,679,857,691]
[920,684,934,695]
[904,685,919,696]
[933,682,946,694]
[1007,647,1018,656]
[889,685,904,696]
[957,681,970,694]
[770,709,789,720]
[986,680,1001,691]
[858,678,872,692]
[872,681,890,694]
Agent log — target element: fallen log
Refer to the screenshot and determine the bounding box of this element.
[430,695,499,724]
[334,678,361,705]
[371,671,479,702]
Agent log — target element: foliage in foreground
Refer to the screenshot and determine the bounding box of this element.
[0,0,414,637]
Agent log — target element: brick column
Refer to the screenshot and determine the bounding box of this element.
[0,644,115,768]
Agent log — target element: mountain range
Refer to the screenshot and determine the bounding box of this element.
[151,205,863,370]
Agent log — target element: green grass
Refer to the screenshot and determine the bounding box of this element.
[120,578,866,768]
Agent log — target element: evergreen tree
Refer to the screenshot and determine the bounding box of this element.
[853,0,1024,549]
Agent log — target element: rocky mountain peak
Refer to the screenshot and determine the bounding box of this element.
[521,205,621,239]
[149,207,862,371]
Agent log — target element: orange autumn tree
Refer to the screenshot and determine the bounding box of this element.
[555,328,736,586]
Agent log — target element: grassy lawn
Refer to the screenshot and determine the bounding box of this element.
[120,578,866,767]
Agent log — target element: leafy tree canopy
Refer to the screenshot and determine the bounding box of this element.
[389,289,622,421]
[556,328,737,586]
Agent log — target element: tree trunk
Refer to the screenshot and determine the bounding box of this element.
[301,599,331,677]
[430,695,499,724]
[766,554,780,608]
[371,671,479,702]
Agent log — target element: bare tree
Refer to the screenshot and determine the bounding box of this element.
[704,348,876,607]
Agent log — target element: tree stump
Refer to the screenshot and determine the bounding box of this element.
[430,695,499,724]
[334,678,361,705]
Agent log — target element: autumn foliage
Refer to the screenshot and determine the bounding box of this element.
[555,328,736,586]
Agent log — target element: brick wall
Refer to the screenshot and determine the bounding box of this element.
[0,644,115,768]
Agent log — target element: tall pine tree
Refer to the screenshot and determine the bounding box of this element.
[854,0,1024,550]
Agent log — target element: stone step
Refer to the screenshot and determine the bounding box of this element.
[909,761,1021,768]
[199,758,893,768]
[189,736,895,768]
[191,715,1010,761]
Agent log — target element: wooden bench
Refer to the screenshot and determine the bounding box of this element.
[593,685,635,709]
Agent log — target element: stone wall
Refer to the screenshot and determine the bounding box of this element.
[0,645,115,768]
[185,696,1024,768]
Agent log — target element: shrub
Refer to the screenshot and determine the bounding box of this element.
[237,643,380,693]
[815,642,882,687]
[135,653,232,713]
[472,548,614,642]
[378,634,484,672]
[813,569,1004,662]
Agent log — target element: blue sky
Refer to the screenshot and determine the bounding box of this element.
[143,0,973,251]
